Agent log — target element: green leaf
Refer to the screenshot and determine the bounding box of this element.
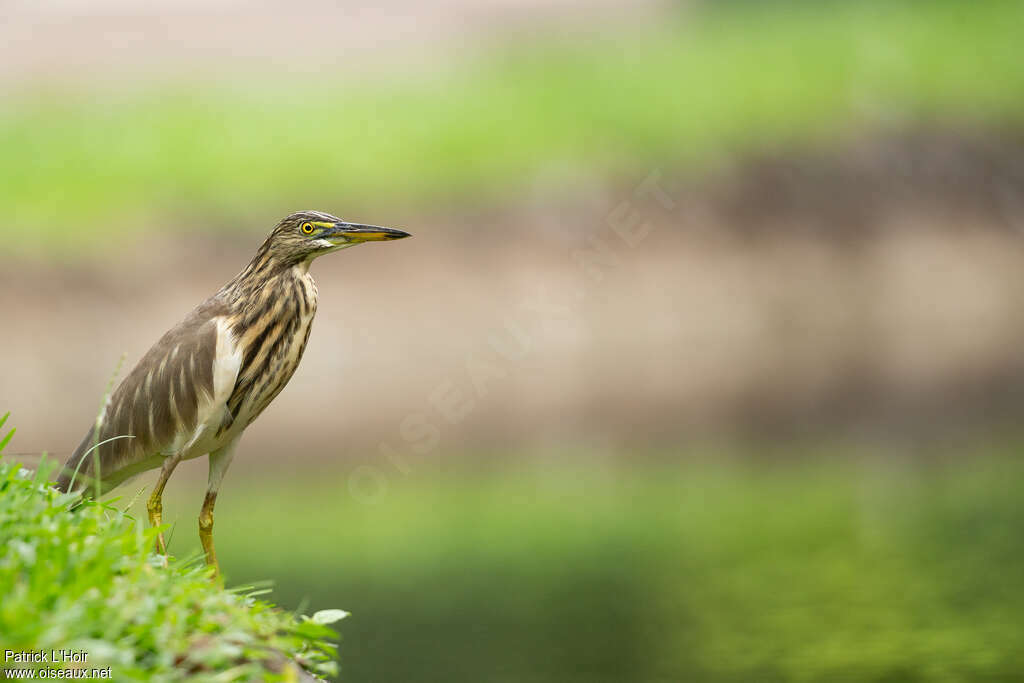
[0,426,15,454]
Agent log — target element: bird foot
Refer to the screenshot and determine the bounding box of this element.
[155,531,169,566]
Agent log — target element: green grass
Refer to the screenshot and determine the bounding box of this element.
[175,445,1024,682]
[0,414,344,682]
[2,0,1024,253]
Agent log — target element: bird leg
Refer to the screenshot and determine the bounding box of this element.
[146,454,182,562]
[201,441,237,582]
[199,491,220,579]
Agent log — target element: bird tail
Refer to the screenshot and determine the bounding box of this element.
[55,428,101,497]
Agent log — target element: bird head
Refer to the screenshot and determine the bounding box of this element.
[266,210,410,264]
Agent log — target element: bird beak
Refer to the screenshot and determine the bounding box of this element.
[327,222,411,243]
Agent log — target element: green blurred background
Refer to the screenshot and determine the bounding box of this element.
[4,0,1024,680]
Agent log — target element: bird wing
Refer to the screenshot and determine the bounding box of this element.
[57,296,242,494]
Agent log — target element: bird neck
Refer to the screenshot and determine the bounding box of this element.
[220,243,314,305]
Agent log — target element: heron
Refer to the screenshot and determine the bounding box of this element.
[55,210,410,578]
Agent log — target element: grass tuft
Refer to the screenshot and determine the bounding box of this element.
[0,440,343,681]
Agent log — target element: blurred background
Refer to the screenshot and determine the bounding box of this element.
[3,0,1024,680]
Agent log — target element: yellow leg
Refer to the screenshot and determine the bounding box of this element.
[146,455,181,562]
[199,491,221,581]
[200,441,237,582]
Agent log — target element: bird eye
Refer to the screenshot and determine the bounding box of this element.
[301,222,314,235]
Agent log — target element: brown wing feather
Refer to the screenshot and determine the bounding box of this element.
[56,297,230,495]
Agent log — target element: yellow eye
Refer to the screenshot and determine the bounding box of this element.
[301,222,314,235]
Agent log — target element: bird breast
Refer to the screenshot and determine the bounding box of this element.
[220,270,318,435]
